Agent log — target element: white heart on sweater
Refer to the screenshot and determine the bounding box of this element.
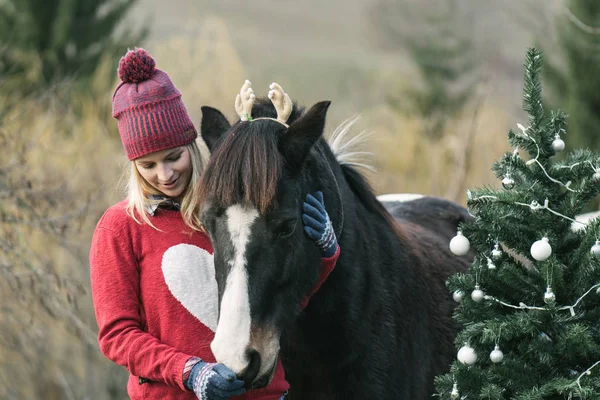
[161,244,218,332]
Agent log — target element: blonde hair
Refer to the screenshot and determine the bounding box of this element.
[122,141,205,231]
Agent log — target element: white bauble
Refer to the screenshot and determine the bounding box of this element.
[490,345,504,363]
[530,237,552,261]
[457,345,477,365]
[450,231,470,256]
[471,285,485,303]
[552,138,565,152]
[591,241,600,256]
[453,290,464,303]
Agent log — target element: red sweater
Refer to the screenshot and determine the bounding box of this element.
[90,200,339,400]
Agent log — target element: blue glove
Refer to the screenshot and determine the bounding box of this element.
[186,360,246,400]
[302,191,338,258]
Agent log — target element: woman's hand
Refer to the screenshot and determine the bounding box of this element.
[187,360,246,400]
[302,191,338,258]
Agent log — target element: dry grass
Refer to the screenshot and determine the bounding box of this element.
[362,98,513,205]
[0,84,125,398]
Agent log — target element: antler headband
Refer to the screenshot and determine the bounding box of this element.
[235,80,292,127]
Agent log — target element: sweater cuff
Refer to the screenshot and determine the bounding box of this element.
[300,244,340,309]
[183,357,202,390]
[172,352,197,391]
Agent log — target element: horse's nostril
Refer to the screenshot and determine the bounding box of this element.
[251,374,270,389]
[241,348,261,389]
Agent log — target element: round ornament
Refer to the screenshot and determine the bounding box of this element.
[471,285,485,303]
[530,237,552,261]
[491,243,502,259]
[552,136,565,152]
[544,287,556,304]
[539,332,552,342]
[453,290,464,303]
[591,240,600,256]
[450,231,470,256]
[501,175,515,190]
[490,345,504,363]
[457,345,477,365]
[451,383,459,400]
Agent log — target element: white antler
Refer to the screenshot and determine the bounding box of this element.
[235,80,255,121]
[268,82,292,124]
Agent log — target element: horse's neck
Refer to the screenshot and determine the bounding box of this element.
[328,166,406,271]
[341,192,401,249]
[315,146,405,263]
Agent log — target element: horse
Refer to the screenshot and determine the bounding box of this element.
[197,83,473,399]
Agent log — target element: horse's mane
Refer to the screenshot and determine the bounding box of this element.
[325,115,405,236]
[198,118,284,213]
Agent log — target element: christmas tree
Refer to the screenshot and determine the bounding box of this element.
[435,47,600,399]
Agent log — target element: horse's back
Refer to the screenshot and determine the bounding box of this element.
[379,194,473,244]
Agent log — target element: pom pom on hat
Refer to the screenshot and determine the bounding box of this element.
[118,48,156,83]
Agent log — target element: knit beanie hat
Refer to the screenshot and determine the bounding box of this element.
[112,48,197,160]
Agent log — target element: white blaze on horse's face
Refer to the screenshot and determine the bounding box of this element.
[211,204,255,374]
[210,204,280,385]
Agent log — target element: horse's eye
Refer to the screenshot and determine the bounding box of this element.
[274,219,297,239]
[215,207,226,218]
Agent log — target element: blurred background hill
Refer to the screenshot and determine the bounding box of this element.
[2,0,600,398]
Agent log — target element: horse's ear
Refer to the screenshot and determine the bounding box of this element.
[279,101,331,170]
[201,106,231,152]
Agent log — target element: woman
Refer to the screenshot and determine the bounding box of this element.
[89,48,340,400]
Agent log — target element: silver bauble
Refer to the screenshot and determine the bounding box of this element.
[544,287,556,304]
[491,244,502,259]
[450,383,460,399]
[501,176,515,190]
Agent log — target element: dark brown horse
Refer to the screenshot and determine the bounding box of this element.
[198,95,472,399]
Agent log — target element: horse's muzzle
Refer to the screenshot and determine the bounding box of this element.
[241,348,261,389]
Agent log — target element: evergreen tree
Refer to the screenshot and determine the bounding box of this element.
[370,0,478,139]
[0,0,147,92]
[543,1,600,151]
[435,48,600,399]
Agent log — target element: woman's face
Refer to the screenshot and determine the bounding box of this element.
[134,146,192,203]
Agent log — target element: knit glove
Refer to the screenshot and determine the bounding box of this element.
[185,359,246,400]
[302,191,338,258]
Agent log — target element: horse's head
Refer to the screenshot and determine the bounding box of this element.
[198,82,336,388]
